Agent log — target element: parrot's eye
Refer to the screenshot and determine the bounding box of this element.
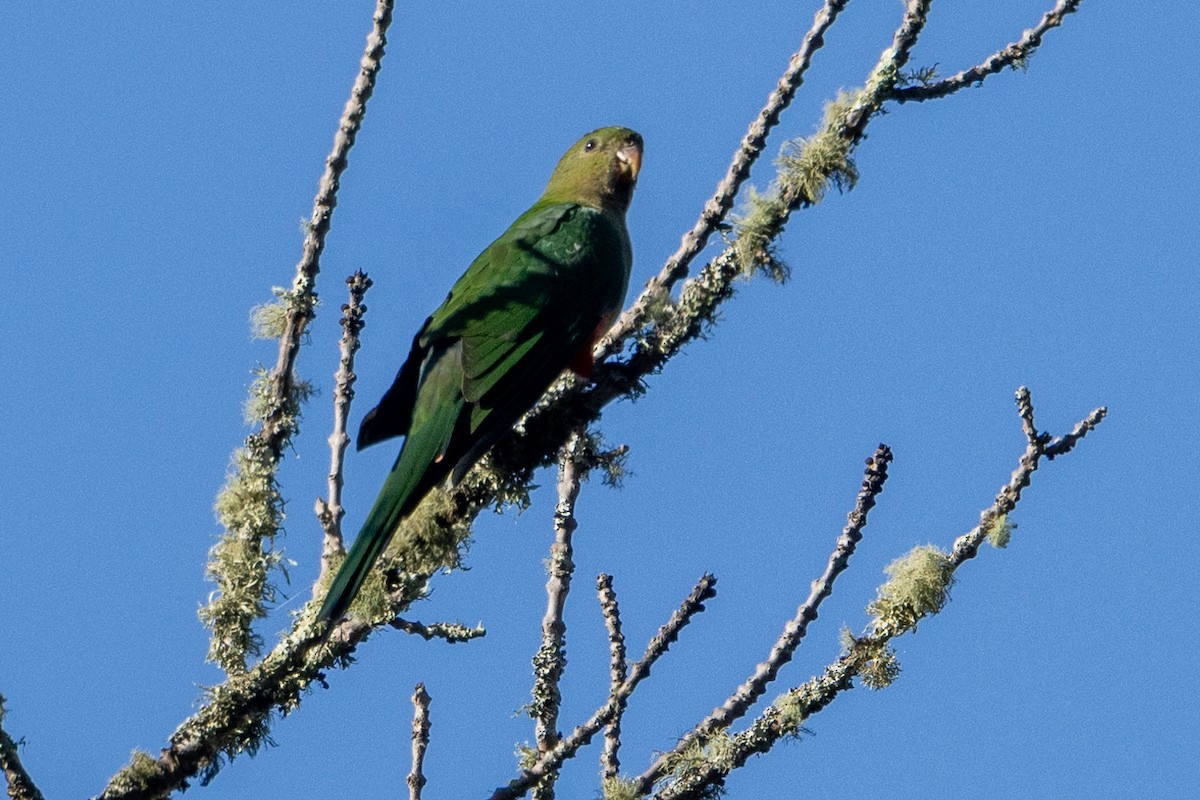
[584,139,597,152]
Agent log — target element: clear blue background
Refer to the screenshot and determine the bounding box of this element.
[3,2,1196,798]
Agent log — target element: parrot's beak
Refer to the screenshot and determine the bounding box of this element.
[617,141,642,182]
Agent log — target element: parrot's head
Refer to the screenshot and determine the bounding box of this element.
[543,126,643,215]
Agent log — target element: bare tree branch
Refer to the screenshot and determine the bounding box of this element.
[653,657,855,800]
[530,432,589,800]
[408,684,431,800]
[951,387,1106,567]
[890,0,1085,104]
[652,390,1105,800]
[490,576,718,800]
[390,618,486,643]
[638,444,893,792]
[261,4,393,454]
[98,2,397,792]
[596,574,627,781]
[316,270,373,583]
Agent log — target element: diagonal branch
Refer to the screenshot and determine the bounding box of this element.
[99,2,396,793]
[597,0,852,360]
[652,390,1106,800]
[890,0,1086,104]
[261,5,392,454]
[490,576,718,800]
[637,444,893,793]
[951,387,1106,566]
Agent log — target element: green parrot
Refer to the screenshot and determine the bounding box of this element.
[317,126,643,628]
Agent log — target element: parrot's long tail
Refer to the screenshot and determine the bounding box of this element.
[316,347,464,635]
[317,496,406,631]
[316,444,454,633]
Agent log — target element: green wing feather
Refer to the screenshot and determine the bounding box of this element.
[317,201,630,627]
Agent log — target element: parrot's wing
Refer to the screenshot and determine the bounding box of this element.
[358,202,626,456]
[356,204,570,451]
[453,204,626,401]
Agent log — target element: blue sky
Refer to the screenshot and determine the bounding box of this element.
[3,2,1197,798]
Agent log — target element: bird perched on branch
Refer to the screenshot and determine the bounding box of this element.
[317,126,643,629]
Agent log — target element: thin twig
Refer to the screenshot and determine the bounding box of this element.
[490,576,718,800]
[408,684,432,800]
[530,432,589,800]
[890,0,1086,104]
[633,575,718,684]
[596,574,627,780]
[1045,408,1107,459]
[390,618,486,643]
[638,444,893,792]
[316,270,373,582]
[1016,385,1042,446]
[837,0,932,145]
[951,387,1106,566]
[0,698,45,800]
[653,390,1106,800]
[597,0,851,360]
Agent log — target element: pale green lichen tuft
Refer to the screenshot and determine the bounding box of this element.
[202,340,316,671]
[571,429,630,489]
[243,367,315,427]
[731,186,790,281]
[665,729,735,786]
[515,742,538,770]
[383,489,472,577]
[250,298,290,341]
[353,575,395,630]
[731,91,861,280]
[103,750,166,799]
[859,641,901,690]
[868,545,955,637]
[776,91,861,205]
[899,63,940,88]
[772,691,810,734]
[597,444,629,488]
[986,515,1014,549]
[242,366,274,424]
[203,440,286,666]
[842,629,901,690]
[839,625,857,652]
[602,776,644,800]
[470,453,535,513]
